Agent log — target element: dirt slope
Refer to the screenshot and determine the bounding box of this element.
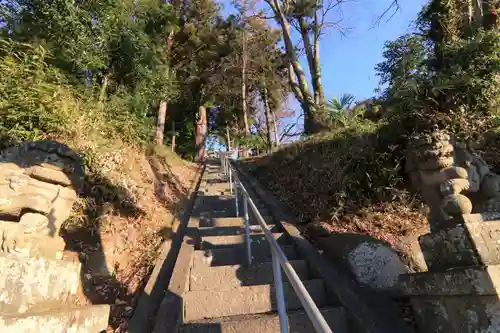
[60,142,199,332]
[241,131,429,271]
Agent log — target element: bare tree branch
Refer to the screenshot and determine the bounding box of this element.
[373,0,401,27]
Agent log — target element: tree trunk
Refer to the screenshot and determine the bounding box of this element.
[261,86,274,152]
[298,16,324,106]
[156,101,167,144]
[226,127,232,151]
[171,119,176,152]
[195,105,208,162]
[267,0,325,135]
[98,74,109,104]
[156,29,175,145]
[272,109,280,147]
[241,0,250,135]
[483,0,499,29]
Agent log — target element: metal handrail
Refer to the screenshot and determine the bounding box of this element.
[217,152,333,333]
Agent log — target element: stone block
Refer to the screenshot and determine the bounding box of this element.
[0,253,80,314]
[411,296,500,333]
[0,304,110,333]
[12,235,66,260]
[419,219,500,270]
[399,265,500,296]
[317,234,409,291]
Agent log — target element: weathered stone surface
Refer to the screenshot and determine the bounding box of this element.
[317,234,409,291]
[419,220,500,270]
[0,141,84,187]
[347,241,408,290]
[0,254,80,314]
[0,304,110,333]
[5,234,66,260]
[406,130,500,231]
[411,296,500,333]
[0,140,83,254]
[399,265,500,296]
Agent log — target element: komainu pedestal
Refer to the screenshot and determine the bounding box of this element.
[0,141,109,332]
[402,130,500,332]
[399,214,500,333]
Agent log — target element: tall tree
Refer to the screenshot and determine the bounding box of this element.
[241,0,250,135]
[262,0,342,134]
[156,0,183,145]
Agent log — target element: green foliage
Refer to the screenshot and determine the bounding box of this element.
[376,2,500,138]
[0,40,80,145]
[0,0,181,148]
[243,0,500,249]
[234,133,268,151]
[0,38,156,147]
[325,94,376,130]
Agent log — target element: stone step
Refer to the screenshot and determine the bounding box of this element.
[193,245,297,268]
[190,260,308,291]
[0,304,110,333]
[0,254,81,314]
[181,307,347,333]
[197,224,279,237]
[194,197,270,219]
[198,217,245,228]
[184,279,327,321]
[201,233,286,250]
[197,216,274,228]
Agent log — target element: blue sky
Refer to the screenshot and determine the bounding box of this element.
[218,0,428,101]
[213,0,428,149]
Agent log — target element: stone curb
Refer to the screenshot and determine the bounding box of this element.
[128,162,206,333]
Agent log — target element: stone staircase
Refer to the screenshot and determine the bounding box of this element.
[0,236,110,332]
[176,162,348,333]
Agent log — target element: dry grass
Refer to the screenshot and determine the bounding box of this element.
[242,125,430,270]
[59,139,198,332]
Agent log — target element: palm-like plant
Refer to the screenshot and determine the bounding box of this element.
[326,93,356,127]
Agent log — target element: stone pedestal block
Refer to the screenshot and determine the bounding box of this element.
[419,218,500,270]
[400,265,500,332]
[13,235,67,260]
[0,304,110,333]
[400,215,500,333]
[0,253,80,314]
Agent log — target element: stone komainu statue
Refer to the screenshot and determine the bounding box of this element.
[406,129,500,231]
[0,141,110,331]
[0,140,84,253]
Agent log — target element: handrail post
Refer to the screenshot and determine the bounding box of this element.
[230,165,333,333]
[243,193,252,265]
[225,154,229,177]
[234,176,239,217]
[220,153,225,176]
[229,162,233,194]
[223,154,227,176]
[272,247,289,333]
